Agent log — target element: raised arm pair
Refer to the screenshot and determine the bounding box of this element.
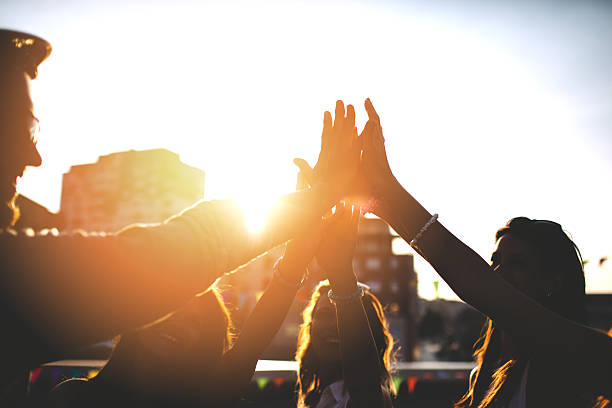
[310,99,612,406]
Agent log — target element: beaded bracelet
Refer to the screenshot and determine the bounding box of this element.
[273,257,308,289]
[327,282,369,304]
[409,213,438,250]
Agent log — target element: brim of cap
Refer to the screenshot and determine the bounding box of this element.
[0,29,52,77]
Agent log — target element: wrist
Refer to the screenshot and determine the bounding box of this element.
[275,257,308,288]
[311,182,342,211]
[327,268,358,296]
[327,282,366,304]
[370,177,403,217]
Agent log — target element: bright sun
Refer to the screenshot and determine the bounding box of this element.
[235,186,286,234]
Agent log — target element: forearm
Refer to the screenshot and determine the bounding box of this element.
[173,183,338,277]
[377,181,612,377]
[221,260,306,398]
[229,275,300,366]
[1,185,336,355]
[330,271,384,404]
[375,182,494,304]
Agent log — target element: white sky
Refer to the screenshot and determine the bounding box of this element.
[2,0,611,299]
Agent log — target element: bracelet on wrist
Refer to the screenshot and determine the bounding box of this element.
[273,257,308,289]
[409,213,438,251]
[327,282,369,304]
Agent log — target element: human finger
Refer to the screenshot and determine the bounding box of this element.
[296,171,308,191]
[364,98,380,124]
[293,158,316,186]
[334,100,346,129]
[346,104,355,131]
[364,100,385,143]
[322,110,332,148]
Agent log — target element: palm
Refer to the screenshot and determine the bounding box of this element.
[316,202,360,278]
[359,98,396,199]
[295,99,396,211]
[294,100,361,198]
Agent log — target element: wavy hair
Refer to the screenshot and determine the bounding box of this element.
[295,280,395,407]
[455,217,608,408]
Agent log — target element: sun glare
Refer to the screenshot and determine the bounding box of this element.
[11,0,612,296]
[236,192,281,234]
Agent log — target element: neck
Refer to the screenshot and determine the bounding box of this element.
[318,362,343,390]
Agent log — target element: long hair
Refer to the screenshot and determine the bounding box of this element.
[295,280,395,408]
[455,217,606,408]
[96,286,233,398]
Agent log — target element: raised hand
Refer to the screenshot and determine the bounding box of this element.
[294,100,361,200]
[316,202,360,285]
[359,98,399,209]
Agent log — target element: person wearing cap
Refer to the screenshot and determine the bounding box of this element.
[0,28,361,400]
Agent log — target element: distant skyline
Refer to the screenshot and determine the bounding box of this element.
[2,0,611,299]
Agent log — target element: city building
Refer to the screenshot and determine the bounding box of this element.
[353,217,419,361]
[60,149,205,232]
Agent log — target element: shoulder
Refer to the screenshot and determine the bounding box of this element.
[346,383,393,408]
[48,378,93,408]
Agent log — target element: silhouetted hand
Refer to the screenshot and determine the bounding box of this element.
[359,98,399,207]
[294,100,361,199]
[316,202,360,279]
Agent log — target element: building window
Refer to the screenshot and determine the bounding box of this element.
[390,281,401,294]
[365,257,382,270]
[365,241,379,252]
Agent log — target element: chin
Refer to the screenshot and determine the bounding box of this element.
[1,191,19,228]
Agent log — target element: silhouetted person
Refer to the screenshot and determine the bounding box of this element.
[48,105,364,407]
[294,99,612,407]
[295,203,395,408]
[0,29,359,405]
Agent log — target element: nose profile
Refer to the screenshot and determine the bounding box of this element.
[27,144,42,167]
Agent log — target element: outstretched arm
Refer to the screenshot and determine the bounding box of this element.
[361,99,612,397]
[0,189,334,353]
[0,100,362,371]
[218,221,322,402]
[317,202,392,408]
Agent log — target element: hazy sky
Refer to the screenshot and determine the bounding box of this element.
[2,0,611,299]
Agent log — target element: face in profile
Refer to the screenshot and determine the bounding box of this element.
[0,71,42,226]
[491,233,542,299]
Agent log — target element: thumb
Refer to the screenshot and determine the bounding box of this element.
[296,171,308,191]
[293,158,316,186]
